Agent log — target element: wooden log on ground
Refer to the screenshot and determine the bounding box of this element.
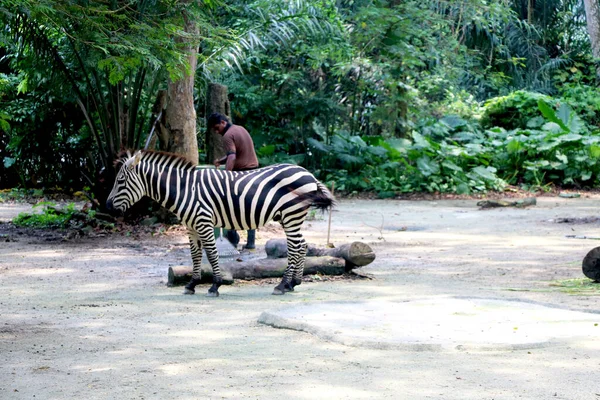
[477,197,536,209]
[265,239,375,267]
[168,265,234,286]
[167,256,347,286]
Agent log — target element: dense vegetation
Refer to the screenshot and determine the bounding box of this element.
[1,0,599,202]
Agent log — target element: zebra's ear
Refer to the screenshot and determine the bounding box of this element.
[128,151,142,170]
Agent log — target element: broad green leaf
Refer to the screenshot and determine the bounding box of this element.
[456,183,470,195]
[526,117,545,128]
[581,171,592,181]
[306,138,329,153]
[542,122,562,133]
[555,152,568,164]
[557,103,571,126]
[470,166,497,181]
[441,160,463,172]
[538,141,557,151]
[412,132,431,149]
[416,156,439,177]
[558,134,582,142]
[348,135,367,148]
[506,139,522,153]
[568,114,585,134]
[590,145,600,159]
[440,115,466,129]
[538,100,568,131]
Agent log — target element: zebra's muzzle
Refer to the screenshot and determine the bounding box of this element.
[105,199,123,216]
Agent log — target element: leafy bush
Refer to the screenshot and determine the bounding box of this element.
[307,94,600,195]
[309,124,505,196]
[13,202,77,229]
[489,100,600,188]
[558,84,600,129]
[480,91,553,130]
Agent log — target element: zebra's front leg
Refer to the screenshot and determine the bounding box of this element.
[200,225,223,297]
[183,230,203,295]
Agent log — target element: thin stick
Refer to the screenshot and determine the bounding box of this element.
[326,181,335,247]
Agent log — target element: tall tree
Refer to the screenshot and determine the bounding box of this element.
[165,3,199,164]
[584,0,600,78]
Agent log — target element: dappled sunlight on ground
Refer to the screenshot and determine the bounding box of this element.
[2,197,600,398]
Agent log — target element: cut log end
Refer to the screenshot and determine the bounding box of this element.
[582,247,600,281]
[265,239,375,267]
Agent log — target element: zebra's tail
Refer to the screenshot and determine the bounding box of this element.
[308,182,336,211]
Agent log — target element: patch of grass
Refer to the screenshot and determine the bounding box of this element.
[0,188,45,203]
[13,202,77,229]
[548,278,600,296]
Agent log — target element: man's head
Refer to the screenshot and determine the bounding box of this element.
[207,113,229,135]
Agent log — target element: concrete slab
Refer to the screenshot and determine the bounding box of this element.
[258,297,600,351]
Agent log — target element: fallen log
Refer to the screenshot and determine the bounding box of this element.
[477,197,536,209]
[168,256,347,286]
[265,240,376,267]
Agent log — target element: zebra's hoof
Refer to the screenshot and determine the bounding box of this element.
[272,288,285,295]
[183,288,195,295]
[206,291,219,297]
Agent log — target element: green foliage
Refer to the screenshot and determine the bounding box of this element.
[549,278,600,296]
[489,100,600,188]
[0,188,42,202]
[310,125,505,195]
[310,93,600,194]
[480,91,553,130]
[1,0,599,198]
[13,202,77,229]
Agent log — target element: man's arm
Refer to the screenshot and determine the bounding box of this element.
[214,155,228,167]
[225,153,236,171]
[214,153,237,171]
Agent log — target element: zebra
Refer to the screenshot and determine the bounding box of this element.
[106,150,335,297]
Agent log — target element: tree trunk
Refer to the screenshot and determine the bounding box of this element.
[205,82,230,164]
[164,8,199,164]
[584,0,600,78]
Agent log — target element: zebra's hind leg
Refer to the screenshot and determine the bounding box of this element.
[273,214,308,295]
[200,225,223,297]
[184,230,203,295]
[290,239,308,290]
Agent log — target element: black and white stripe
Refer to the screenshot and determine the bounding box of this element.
[106,150,335,296]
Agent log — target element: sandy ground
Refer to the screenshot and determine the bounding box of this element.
[1,197,600,399]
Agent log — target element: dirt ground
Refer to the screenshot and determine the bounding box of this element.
[1,196,600,399]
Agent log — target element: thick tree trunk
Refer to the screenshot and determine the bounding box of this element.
[167,256,349,286]
[584,0,600,78]
[205,82,230,164]
[164,9,199,164]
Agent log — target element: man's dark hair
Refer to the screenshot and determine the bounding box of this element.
[207,112,229,127]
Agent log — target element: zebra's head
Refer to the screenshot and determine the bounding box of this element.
[106,150,145,214]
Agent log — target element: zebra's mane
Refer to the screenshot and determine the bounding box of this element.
[115,150,197,170]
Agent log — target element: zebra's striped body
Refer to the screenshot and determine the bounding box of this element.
[106,150,334,296]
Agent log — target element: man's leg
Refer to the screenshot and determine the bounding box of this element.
[244,229,255,250]
[224,229,240,247]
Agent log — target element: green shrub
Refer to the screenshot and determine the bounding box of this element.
[13,202,77,229]
[480,91,553,130]
[489,100,600,188]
